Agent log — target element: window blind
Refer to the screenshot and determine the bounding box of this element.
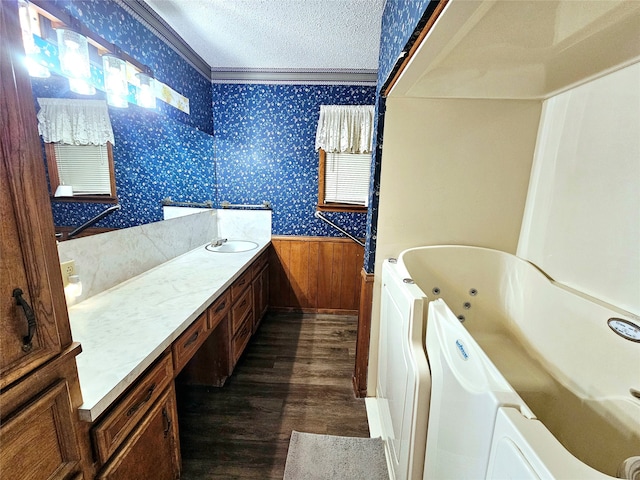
[324,152,371,206]
[54,144,112,195]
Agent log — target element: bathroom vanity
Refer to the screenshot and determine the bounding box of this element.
[67,243,270,479]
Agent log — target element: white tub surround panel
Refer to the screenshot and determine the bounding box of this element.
[369,98,541,395]
[68,240,270,422]
[518,62,640,316]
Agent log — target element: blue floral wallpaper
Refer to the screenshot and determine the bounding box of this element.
[30,0,439,258]
[46,0,213,134]
[212,83,375,237]
[376,0,436,92]
[31,76,216,230]
[363,0,438,273]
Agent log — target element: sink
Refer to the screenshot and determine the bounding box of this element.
[205,240,258,253]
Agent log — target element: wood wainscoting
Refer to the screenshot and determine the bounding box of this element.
[353,269,374,397]
[268,236,364,314]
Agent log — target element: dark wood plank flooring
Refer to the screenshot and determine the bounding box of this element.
[176,312,370,479]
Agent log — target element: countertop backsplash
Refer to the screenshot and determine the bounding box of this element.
[57,209,272,302]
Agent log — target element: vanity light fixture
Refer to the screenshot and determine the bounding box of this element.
[18,0,50,78]
[136,67,156,109]
[102,53,128,108]
[56,26,95,95]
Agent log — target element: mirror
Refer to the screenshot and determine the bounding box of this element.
[30,73,217,239]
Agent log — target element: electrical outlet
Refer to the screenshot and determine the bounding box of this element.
[60,260,75,287]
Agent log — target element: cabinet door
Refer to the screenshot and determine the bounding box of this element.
[253,264,269,331]
[97,386,181,480]
[0,379,82,480]
[1,0,70,390]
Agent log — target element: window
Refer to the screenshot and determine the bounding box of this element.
[318,149,371,212]
[45,142,117,202]
[37,98,117,203]
[315,105,374,213]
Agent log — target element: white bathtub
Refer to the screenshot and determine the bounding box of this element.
[375,245,640,479]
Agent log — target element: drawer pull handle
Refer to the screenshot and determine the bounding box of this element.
[238,279,246,286]
[126,384,156,417]
[184,330,200,347]
[214,301,226,313]
[13,288,36,352]
[240,299,247,307]
[162,407,171,438]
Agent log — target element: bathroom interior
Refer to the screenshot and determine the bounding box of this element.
[1,0,639,479]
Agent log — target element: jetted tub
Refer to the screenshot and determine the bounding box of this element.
[376,245,640,479]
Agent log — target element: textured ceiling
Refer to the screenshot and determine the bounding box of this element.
[141,0,385,73]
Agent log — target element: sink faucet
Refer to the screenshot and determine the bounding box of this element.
[210,238,227,247]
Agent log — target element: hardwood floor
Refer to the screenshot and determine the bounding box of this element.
[176,312,370,479]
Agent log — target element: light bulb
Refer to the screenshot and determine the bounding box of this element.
[56,27,95,95]
[103,54,128,108]
[18,0,50,78]
[136,71,156,109]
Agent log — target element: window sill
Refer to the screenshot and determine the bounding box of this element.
[50,195,119,204]
[316,204,367,213]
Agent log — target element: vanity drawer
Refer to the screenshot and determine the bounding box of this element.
[232,313,252,364]
[231,287,253,335]
[93,353,173,465]
[172,312,209,374]
[208,291,230,331]
[251,251,268,278]
[231,268,252,301]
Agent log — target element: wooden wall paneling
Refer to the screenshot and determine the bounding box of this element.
[316,240,334,310]
[329,242,344,309]
[269,238,291,308]
[289,240,310,309]
[307,240,320,309]
[269,236,364,314]
[353,269,375,397]
[341,243,363,311]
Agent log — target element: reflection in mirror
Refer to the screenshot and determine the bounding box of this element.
[31,74,217,240]
[37,98,118,203]
[21,0,217,242]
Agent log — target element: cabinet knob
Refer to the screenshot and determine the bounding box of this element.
[12,288,36,352]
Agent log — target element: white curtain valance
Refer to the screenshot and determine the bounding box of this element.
[315,105,375,154]
[37,98,115,146]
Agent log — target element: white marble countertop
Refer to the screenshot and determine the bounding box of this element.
[68,240,270,422]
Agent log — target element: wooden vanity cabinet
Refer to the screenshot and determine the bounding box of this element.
[172,311,210,374]
[91,353,179,479]
[92,354,174,465]
[0,344,85,480]
[252,251,269,332]
[1,2,88,479]
[178,251,270,386]
[97,385,180,480]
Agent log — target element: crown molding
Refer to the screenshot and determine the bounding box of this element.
[211,68,378,86]
[117,1,379,86]
[117,0,212,79]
